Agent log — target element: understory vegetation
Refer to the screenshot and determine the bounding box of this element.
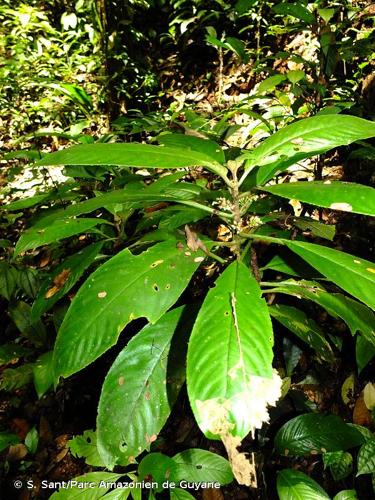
[1,1,375,499]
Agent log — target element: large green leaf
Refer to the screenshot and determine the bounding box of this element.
[264,280,375,347]
[357,439,375,476]
[158,134,225,164]
[97,307,188,469]
[31,242,103,320]
[260,181,375,217]
[283,240,375,310]
[170,449,233,484]
[242,115,375,185]
[269,304,335,363]
[187,261,278,440]
[36,143,228,178]
[53,240,204,381]
[275,413,364,456]
[277,469,330,500]
[14,217,103,257]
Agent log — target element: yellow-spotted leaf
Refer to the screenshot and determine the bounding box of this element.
[53,240,205,382]
[260,181,375,217]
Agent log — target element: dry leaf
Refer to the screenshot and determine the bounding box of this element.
[7,443,28,461]
[45,269,71,298]
[353,392,372,426]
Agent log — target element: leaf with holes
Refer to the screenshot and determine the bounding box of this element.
[53,240,205,381]
[170,449,233,484]
[14,218,104,257]
[97,307,189,469]
[187,261,279,440]
[275,413,364,456]
[269,304,335,363]
[357,439,375,476]
[68,430,105,467]
[283,241,375,310]
[260,181,375,217]
[277,469,330,500]
[242,115,375,185]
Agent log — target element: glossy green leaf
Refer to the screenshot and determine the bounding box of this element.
[266,279,375,347]
[97,307,188,469]
[31,242,103,320]
[323,451,353,480]
[187,261,277,440]
[36,143,228,178]
[277,469,330,500]
[333,491,358,500]
[138,453,175,492]
[357,439,375,476]
[260,181,375,217]
[158,134,225,164]
[283,240,375,310]
[170,449,233,484]
[68,430,105,467]
[0,431,20,452]
[14,217,103,257]
[54,240,204,381]
[33,351,54,398]
[49,472,123,499]
[243,115,375,185]
[275,413,364,456]
[269,304,335,363]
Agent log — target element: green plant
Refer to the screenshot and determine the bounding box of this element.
[4,111,375,497]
